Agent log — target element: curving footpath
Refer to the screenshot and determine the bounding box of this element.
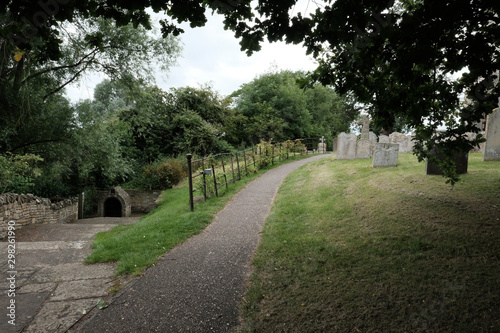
[77,154,331,333]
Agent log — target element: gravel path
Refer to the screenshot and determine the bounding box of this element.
[78,154,331,332]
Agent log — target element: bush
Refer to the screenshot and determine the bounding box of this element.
[0,153,43,194]
[136,158,187,190]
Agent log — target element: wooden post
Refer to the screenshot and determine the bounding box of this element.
[187,154,194,212]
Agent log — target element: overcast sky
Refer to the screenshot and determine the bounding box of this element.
[65,9,318,102]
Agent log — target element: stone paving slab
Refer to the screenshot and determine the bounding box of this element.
[0,216,142,333]
[22,298,102,333]
[0,292,50,333]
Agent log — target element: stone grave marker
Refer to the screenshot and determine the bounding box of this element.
[355,115,373,158]
[389,132,413,153]
[379,135,390,143]
[373,143,399,167]
[336,132,357,160]
[356,139,372,159]
[483,108,500,161]
[318,136,327,153]
[357,114,371,140]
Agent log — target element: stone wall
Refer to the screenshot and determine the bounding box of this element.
[126,190,162,213]
[0,193,78,239]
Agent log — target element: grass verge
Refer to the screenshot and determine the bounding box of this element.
[84,154,319,276]
[239,153,500,333]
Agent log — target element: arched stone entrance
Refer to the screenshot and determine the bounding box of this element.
[104,197,122,217]
[97,187,131,217]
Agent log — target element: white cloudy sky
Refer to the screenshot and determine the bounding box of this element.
[65,8,318,102]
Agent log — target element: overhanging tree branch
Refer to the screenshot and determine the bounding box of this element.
[21,48,99,86]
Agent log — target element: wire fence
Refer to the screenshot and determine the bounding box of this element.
[186,138,324,211]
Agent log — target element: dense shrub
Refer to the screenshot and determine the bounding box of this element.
[136,158,187,190]
[0,153,43,194]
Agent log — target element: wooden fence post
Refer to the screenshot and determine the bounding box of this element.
[212,163,219,197]
[187,154,194,212]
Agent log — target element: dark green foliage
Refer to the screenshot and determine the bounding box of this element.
[135,158,187,190]
[0,153,43,194]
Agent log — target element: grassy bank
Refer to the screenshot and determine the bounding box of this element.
[239,153,500,332]
[84,154,318,276]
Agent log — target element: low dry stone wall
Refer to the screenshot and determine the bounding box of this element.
[126,190,161,213]
[0,193,78,239]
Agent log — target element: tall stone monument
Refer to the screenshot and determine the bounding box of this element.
[357,114,371,140]
[483,108,500,161]
[356,115,372,158]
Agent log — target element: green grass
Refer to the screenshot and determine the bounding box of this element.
[239,153,500,333]
[84,154,318,276]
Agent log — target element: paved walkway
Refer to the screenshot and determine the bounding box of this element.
[77,154,330,332]
[1,154,330,332]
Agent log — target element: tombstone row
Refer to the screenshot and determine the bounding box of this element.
[333,108,500,173]
[335,131,412,167]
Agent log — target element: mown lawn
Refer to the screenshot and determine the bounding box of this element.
[239,153,500,333]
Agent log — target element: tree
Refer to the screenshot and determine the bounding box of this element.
[230,70,358,146]
[102,81,236,159]
[231,70,313,144]
[1,13,181,138]
[304,84,359,148]
[1,10,181,194]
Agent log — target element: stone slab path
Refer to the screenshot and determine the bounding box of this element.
[0,217,141,333]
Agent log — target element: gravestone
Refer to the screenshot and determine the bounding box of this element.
[425,148,469,175]
[318,136,327,153]
[356,139,372,159]
[379,135,390,143]
[336,132,357,160]
[483,108,500,161]
[357,115,371,140]
[389,132,413,153]
[369,131,378,145]
[373,143,399,167]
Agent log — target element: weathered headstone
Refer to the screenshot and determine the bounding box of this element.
[425,148,469,175]
[483,108,500,161]
[389,132,413,153]
[336,132,357,160]
[379,135,390,143]
[373,143,399,167]
[369,131,378,144]
[356,139,372,159]
[332,137,338,153]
